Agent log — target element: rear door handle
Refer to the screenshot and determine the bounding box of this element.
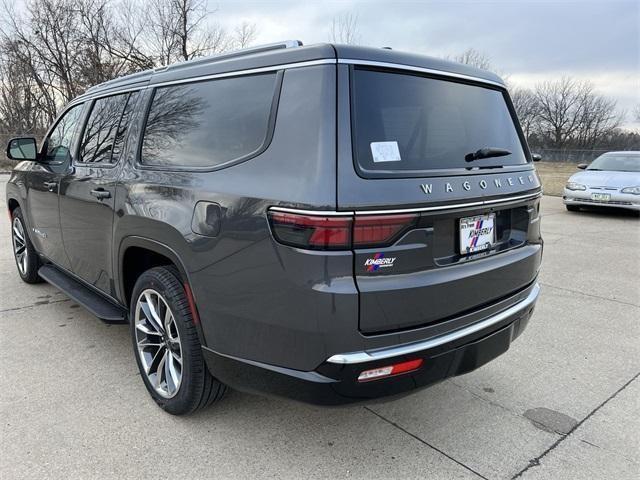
[90,189,111,200]
[43,181,58,191]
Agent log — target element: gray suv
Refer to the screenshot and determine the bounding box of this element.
[5,41,542,415]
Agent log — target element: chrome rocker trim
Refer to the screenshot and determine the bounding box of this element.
[326,283,541,365]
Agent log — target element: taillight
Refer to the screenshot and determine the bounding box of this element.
[353,214,418,248]
[268,209,419,251]
[358,358,424,382]
[268,211,352,250]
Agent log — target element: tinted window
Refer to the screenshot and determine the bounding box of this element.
[140,73,277,168]
[111,91,139,164]
[45,104,84,162]
[588,154,640,172]
[352,68,527,176]
[79,93,129,164]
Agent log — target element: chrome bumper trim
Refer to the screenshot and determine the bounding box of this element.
[326,283,541,365]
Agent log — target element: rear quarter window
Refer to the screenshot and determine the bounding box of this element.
[352,68,528,177]
[140,72,278,169]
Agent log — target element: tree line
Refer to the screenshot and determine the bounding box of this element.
[447,48,638,152]
[0,0,256,136]
[1,2,638,153]
[333,18,639,153]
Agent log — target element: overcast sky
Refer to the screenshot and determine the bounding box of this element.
[212,0,639,129]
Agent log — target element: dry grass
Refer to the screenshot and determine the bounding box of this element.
[0,158,14,173]
[534,161,579,197]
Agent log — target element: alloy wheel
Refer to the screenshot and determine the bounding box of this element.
[134,289,183,398]
[12,216,28,276]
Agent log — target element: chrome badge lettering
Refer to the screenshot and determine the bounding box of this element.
[420,183,433,194]
[419,175,536,195]
[32,228,47,239]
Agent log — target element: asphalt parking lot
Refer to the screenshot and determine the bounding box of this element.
[1,176,638,479]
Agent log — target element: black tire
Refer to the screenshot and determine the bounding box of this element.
[565,205,580,212]
[130,266,226,415]
[10,207,43,284]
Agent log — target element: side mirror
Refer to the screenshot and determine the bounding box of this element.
[6,137,38,161]
[577,163,588,170]
[531,153,542,162]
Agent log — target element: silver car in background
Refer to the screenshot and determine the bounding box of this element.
[563,151,640,213]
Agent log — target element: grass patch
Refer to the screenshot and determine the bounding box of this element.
[534,161,579,197]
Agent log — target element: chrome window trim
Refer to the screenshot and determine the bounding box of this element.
[338,58,505,88]
[326,283,540,364]
[72,59,337,106]
[269,191,542,217]
[150,59,335,89]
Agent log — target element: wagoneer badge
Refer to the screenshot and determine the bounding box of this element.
[420,175,536,195]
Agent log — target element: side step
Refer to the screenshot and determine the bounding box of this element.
[38,265,127,324]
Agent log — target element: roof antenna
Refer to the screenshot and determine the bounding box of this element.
[381,46,393,50]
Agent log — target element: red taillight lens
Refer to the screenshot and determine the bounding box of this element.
[353,214,418,248]
[268,210,419,251]
[268,211,352,250]
[358,358,424,382]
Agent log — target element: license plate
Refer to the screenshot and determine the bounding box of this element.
[460,214,496,254]
[591,193,610,201]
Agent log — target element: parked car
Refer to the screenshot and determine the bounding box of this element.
[563,151,640,213]
[5,41,543,415]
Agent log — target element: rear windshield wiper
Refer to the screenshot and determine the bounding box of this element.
[465,147,512,162]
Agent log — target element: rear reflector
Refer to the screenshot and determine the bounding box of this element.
[357,358,423,382]
[268,210,418,251]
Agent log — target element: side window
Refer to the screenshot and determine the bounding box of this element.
[78,93,129,164]
[45,104,84,162]
[111,91,139,164]
[140,73,277,168]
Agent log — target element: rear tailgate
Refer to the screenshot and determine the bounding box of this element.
[352,195,542,333]
[336,63,543,334]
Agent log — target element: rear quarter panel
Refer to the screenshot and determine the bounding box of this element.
[114,64,358,370]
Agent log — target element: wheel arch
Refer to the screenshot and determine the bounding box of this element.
[118,236,191,306]
[118,236,208,345]
[7,197,20,217]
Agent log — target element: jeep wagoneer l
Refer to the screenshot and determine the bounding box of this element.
[5,41,542,415]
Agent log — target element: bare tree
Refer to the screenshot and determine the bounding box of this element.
[233,21,257,49]
[449,48,492,70]
[145,0,230,65]
[329,13,360,45]
[510,87,539,139]
[533,77,584,148]
[527,77,623,149]
[0,0,250,131]
[0,46,50,134]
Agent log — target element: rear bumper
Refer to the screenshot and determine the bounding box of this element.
[202,283,540,405]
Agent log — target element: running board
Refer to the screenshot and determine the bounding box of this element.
[38,265,127,324]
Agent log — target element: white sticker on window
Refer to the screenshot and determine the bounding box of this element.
[370,141,401,163]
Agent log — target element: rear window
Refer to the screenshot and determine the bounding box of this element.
[352,68,527,177]
[140,73,278,169]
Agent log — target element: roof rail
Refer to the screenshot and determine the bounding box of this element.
[86,40,303,93]
[157,40,304,73]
